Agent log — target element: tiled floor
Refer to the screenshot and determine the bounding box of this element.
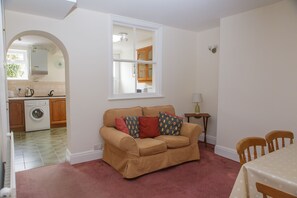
[14,127,67,172]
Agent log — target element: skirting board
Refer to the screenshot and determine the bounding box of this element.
[214,145,239,162]
[66,149,103,165]
[198,134,216,145]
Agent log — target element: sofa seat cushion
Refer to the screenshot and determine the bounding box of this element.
[135,138,167,156]
[154,135,190,149]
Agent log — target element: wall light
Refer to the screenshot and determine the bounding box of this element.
[208,45,218,54]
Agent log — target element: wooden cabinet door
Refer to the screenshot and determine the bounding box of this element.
[147,64,152,81]
[9,100,25,132]
[50,98,66,128]
[137,49,147,61]
[137,46,152,82]
[138,64,147,81]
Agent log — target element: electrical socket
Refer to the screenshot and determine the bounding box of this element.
[94,144,102,150]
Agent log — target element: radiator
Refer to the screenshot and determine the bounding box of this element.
[0,133,16,197]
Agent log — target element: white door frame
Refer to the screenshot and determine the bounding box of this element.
[0,0,9,162]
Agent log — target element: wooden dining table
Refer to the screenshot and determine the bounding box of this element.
[230,143,297,197]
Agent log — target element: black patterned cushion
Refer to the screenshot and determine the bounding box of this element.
[125,116,139,138]
[159,112,183,136]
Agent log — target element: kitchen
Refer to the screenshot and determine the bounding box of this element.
[6,35,67,171]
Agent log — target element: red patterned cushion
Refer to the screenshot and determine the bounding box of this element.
[139,116,160,138]
[115,117,129,134]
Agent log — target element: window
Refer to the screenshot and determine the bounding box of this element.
[110,16,162,99]
[6,49,29,80]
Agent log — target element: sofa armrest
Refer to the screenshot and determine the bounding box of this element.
[100,126,139,156]
[180,122,202,144]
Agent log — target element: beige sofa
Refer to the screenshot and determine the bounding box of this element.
[100,105,202,178]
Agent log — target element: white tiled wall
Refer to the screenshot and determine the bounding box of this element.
[8,80,65,97]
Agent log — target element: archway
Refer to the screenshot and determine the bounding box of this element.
[6,30,70,170]
[7,30,69,68]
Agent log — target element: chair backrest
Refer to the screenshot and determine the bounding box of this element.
[236,137,266,165]
[265,130,294,153]
[256,182,297,198]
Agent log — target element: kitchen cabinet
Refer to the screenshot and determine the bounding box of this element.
[50,98,66,128]
[9,100,25,132]
[137,46,152,82]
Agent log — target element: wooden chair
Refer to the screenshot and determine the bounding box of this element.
[236,137,266,165]
[256,182,297,198]
[265,130,294,153]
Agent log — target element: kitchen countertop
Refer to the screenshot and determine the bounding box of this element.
[8,96,66,100]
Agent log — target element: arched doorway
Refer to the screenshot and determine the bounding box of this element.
[6,31,70,171]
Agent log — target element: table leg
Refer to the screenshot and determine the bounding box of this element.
[187,117,190,122]
[202,117,209,147]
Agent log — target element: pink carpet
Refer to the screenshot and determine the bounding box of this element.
[16,144,240,198]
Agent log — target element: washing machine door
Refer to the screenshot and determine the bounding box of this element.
[30,108,45,121]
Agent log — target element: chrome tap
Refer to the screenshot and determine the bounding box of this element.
[48,90,54,97]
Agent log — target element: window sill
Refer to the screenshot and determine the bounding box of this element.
[7,78,29,81]
[108,93,164,101]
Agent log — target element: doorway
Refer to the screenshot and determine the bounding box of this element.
[6,32,69,171]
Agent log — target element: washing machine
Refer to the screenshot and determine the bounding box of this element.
[24,100,50,132]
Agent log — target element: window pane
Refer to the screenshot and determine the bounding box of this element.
[6,49,28,80]
[136,29,154,61]
[138,64,146,80]
[113,61,136,94]
[136,63,154,93]
[137,63,153,82]
[148,64,152,80]
[7,51,25,61]
[137,64,155,93]
[113,25,134,60]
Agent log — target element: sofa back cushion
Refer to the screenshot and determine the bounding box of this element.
[103,106,143,127]
[143,105,175,117]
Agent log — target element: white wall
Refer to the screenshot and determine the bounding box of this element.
[35,50,65,82]
[5,9,198,163]
[216,0,297,161]
[195,27,220,144]
[162,26,197,115]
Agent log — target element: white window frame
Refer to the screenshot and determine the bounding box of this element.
[6,49,29,80]
[108,15,163,100]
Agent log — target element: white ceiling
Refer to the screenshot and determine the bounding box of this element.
[4,0,282,31]
[4,0,77,19]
